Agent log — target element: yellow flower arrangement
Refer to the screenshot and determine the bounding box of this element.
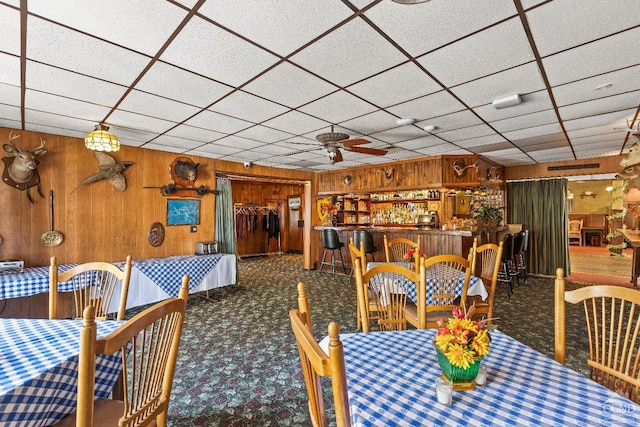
[434,305,492,369]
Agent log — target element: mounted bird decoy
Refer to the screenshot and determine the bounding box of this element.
[71,152,133,193]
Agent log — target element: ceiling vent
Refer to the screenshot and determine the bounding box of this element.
[547,163,600,171]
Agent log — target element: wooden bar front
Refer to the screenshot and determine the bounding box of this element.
[314,226,506,268]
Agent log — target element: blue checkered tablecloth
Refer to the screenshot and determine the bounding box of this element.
[0,264,79,300]
[367,262,485,305]
[0,318,125,426]
[341,329,640,426]
[131,253,223,297]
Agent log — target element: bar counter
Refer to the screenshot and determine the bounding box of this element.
[314,225,507,266]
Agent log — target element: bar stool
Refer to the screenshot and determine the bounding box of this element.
[320,229,347,274]
[353,230,377,264]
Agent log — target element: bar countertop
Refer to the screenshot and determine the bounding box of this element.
[313,225,508,237]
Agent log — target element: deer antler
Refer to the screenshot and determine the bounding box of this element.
[7,131,20,147]
[452,160,479,177]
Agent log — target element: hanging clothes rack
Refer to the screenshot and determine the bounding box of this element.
[234,204,282,258]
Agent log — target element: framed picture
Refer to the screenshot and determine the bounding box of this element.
[167,199,200,226]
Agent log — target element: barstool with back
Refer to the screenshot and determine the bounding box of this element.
[353,230,378,263]
[320,229,347,275]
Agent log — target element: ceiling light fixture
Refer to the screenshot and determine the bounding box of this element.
[396,118,417,126]
[84,123,120,152]
[492,94,522,110]
[424,125,438,132]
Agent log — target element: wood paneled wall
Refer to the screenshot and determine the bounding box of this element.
[0,127,218,267]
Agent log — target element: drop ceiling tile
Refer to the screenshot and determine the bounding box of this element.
[252,143,302,156]
[416,110,484,135]
[415,142,465,156]
[0,54,20,86]
[137,62,234,108]
[0,6,20,55]
[140,143,187,154]
[28,0,188,56]
[363,0,517,57]
[26,62,125,107]
[348,62,442,108]
[160,16,279,86]
[197,0,352,57]
[337,110,401,137]
[369,126,427,144]
[262,111,329,136]
[551,66,640,107]
[290,18,407,87]
[150,134,203,151]
[559,91,640,121]
[0,103,20,123]
[490,109,559,133]
[235,125,295,143]
[214,135,266,150]
[542,27,640,86]
[24,90,111,122]
[22,123,86,140]
[525,0,640,57]
[298,90,376,124]
[572,134,624,149]
[190,143,242,156]
[437,124,497,142]
[0,82,21,107]
[528,146,576,162]
[502,123,564,141]
[419,18,534,87]
[23,110,92,133]
[510,132,567,148]
[467,141,518,153]
[563,108,637,132]
[117,90,200,123]
[185,110,253,134]
[106,110,177,134]
[27,17,150,85]
[165,125,226,143]
[387,91,467,122]
[456,134,511,149]
[243,62,337,109]
[568,130,625,146]
[223,151,273,163]
[393,135,441,151]
[209,91,289,124]
[451,63,546,108]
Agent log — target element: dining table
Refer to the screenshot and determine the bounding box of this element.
[0,318,125,426]
[367,261,488,305]
[336,328,640,426]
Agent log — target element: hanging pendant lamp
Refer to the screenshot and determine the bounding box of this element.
[84,123,120,152]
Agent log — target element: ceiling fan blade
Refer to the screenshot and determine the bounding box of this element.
[350,146,388,156]
[341,138,369,147]
[334,148,343,163]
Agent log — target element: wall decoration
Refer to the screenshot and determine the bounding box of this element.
[71,151,133,193]
[316,198,332,222]
[167,199,200,225]
[143,156,218,197]
[2,131,47,203]
[342,175,352,186]
[148,222,165,247]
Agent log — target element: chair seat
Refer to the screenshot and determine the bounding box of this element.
[55,399,159,427]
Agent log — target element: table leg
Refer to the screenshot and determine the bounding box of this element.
[632,246,640,289]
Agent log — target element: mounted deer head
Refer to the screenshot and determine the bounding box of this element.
[619,120,640,167]
[452,159,478,178]
[2,131,47,202]
[379,166,394,181]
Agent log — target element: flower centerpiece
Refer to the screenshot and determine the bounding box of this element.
[403,248,425,262]
[321,202,339,226]
[434,305,493,388]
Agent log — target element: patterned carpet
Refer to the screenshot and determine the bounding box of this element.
[162,254,596,426]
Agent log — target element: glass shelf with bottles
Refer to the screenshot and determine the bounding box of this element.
[469,188,505,211]
[370,189,441,202]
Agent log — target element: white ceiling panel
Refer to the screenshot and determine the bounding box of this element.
[525,0,640,57]
[26,17,150,85]
[27,0,188,56]
[290,18,407,87]
[197,0,353,57]
[347,62,442,109]
[419,18,535,87]
[243,62,337,109]
[363,0,517,57]
[136,62,233,108]
[298,90,377,125]
[0,5,20,55]
[160,16,279,87]
[209,91,288,124]
[0,1,637,171]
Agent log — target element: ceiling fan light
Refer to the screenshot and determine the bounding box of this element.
[85,123,120,152]
[316,131,349,143]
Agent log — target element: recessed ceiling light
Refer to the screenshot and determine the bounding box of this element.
[424,125,437,132]
[396,118,417,126]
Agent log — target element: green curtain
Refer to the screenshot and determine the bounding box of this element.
[215,177,236,256]
[507,178,570,276]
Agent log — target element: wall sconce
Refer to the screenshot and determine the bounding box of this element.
[85,123,120,152]
[579,191,596,198]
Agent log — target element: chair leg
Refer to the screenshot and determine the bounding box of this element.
[331,250,336,275]
[320,249,329,273]
[338,247,347,274]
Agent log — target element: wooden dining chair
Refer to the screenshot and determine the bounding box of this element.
[554,268,640,403]
[49,255,133,321]
[348,240,377,331]
[383,235,421,263]
[290,283,351,427]
[55,275,190,427]
[409,250,473,329]
[467,241,503,325]
[356,259,424,332]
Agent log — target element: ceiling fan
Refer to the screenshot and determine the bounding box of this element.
[315,127,388,164]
